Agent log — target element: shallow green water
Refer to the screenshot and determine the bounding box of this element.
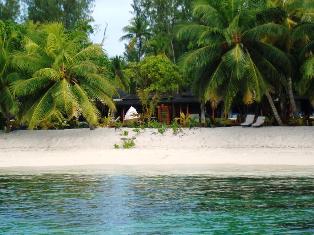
[0,174,313,234]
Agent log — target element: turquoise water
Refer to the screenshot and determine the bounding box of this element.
[0,173,313,234]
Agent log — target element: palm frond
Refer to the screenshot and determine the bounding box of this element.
[12,53,44,74]
[205,61,227,101]
[177,24,211,41]
[72,84,99,125]
[29,85,56,129]
[179,45,221,77]
[12,76,52,97]
[222,45,247,78]
[301,56,314,81]
[245,53,265,102]
[33,68,61,81]
[80,73,116,97]
[75,45,104,60]
[53,80,79,118]
[193,0,225,27]
[45,33,59,58]
[298,41,314,60]
[24,37,40,54]
[291,23,314,42]
[81,85,116,111]
[252,41,292,76]
[71,61,98,75]
[243,23,288,41]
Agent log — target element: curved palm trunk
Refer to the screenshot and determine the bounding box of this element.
[287,77,297,116]
[265,91,283,126]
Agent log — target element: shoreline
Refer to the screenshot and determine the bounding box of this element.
[0,127,313,169]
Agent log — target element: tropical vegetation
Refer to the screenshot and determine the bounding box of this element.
[11,23,116,129]
[0,0,313,131]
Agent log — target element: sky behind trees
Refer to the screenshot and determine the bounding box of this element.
[91,0,132,56]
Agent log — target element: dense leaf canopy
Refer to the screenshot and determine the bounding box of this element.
[11,23,116,129]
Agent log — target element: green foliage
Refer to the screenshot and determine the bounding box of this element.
[170,120,182,135]
[125,54,182,120]
[111,121,123,129]
[121,13,151,62]
[0,0,20,22]
[121,130,129,136]
[177,0,289,125]
[111,56,129,92]
[11,23,116,129]
[174,112,200,128]
[125,0,193,61]
[0,20,22,131]
[213,118,234,127]
[137,54,182,93]
[0,1,313,129]
[125,54,182,94]
[294,23,314,104]
[175,112,191,127]
[137,89,158,120]
[157,124,167,135]
[114,144,120,149]
[287,117,305,126]
[122,138,136,149]
[23,0,95,30]
[146,120,162,128]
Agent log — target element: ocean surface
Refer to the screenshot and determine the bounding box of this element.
[0,168,314,234]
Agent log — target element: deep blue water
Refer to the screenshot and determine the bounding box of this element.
[0,173,313,234]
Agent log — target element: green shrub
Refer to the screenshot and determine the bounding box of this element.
[121,130,129,136]
[175,112,191,127]
[112,121,123,129]
[122,139,136,149]
[213,118,233,127]
[146,120,162,128]
[158,124,167,134]
[287,117,305,126]
[170,121,182,135]
[189,117,200,128]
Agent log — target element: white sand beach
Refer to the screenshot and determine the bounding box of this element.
[0,127,313,168]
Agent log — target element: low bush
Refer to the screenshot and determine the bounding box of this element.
[122,139,136,149]
[157,124,167,135]
[170,121,182,135]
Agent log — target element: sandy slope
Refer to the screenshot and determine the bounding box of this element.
[0,127,313,168]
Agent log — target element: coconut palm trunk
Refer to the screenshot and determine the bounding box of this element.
[200,101,206,126]
[265,90,283,126]
[4,115,11,133]
[287,77,297,116]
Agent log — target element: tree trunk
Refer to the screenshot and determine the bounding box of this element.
[212,107,216,120]
[4,116,11,133]
[170,39,176,63]
[138,39,142,62]
[265,91,283,126]
[287,77,297,116]
[200,102,206,126]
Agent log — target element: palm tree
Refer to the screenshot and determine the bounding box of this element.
[11,23,116,129]
[0,21,20,132]
[294,23,314,106]
[121,16,151,62]
[111,56,130,92]
[257,0,314,116]
[177,0,290,125]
